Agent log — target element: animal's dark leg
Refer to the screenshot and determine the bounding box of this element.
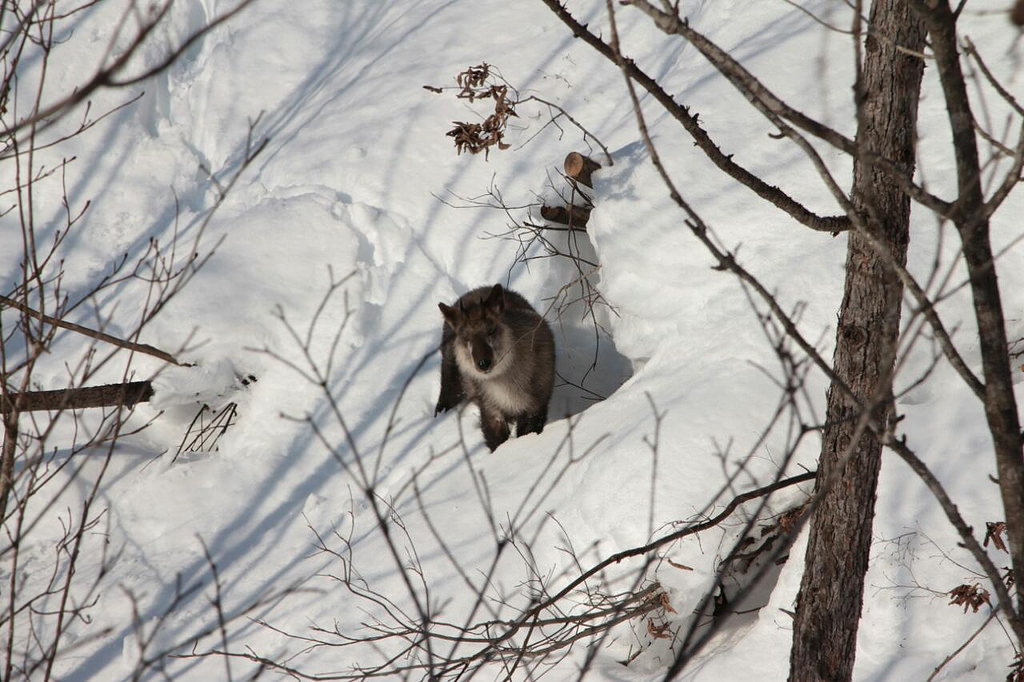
[435,328,465,415]
[515,409,548,437]
[481,409,511,451]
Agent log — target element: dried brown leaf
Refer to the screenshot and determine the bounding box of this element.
[647,618,671,639]
[985,521,1008,553]
[947,583,991,613]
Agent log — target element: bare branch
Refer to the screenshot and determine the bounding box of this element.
[537,0,850,233]
[885,436,1018,635]
[0,381,153,414]
[1,0,260,141]
[0,294,185,366]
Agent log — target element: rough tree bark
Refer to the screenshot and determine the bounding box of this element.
[789,2,927,681]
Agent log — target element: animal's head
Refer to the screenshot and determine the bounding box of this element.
[439,284,509,376]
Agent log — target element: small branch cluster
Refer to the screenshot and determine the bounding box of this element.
[727,503,808,576]
[173,402,240,461]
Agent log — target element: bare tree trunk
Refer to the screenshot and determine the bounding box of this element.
[912,0,1024,628]
[789,2,926,680]
[0,412,16,523]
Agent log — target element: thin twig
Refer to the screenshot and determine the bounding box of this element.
[0,294,184,366]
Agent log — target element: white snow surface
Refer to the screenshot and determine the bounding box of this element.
[4,0,1024,679]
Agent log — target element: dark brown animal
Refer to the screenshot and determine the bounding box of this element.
[435,284,555,451]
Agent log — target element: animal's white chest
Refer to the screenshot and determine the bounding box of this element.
[480,378,530,415]
[454,340,531,415]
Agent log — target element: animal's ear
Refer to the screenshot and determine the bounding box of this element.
[485,283,505,312]
[439,302,460,328]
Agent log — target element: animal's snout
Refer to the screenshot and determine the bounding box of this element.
[471,337,495,373]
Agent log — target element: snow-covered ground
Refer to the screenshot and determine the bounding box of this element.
[4,0,1024,679]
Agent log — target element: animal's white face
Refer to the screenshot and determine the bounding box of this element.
[440,285,514,380]
[454,327,512,380]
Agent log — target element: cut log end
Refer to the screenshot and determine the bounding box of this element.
[564,152,602,188]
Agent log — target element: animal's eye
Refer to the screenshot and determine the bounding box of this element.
[487,327,497,337]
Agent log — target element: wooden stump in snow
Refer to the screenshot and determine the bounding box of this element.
[563,152,601,188]
[540,204,591,228]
